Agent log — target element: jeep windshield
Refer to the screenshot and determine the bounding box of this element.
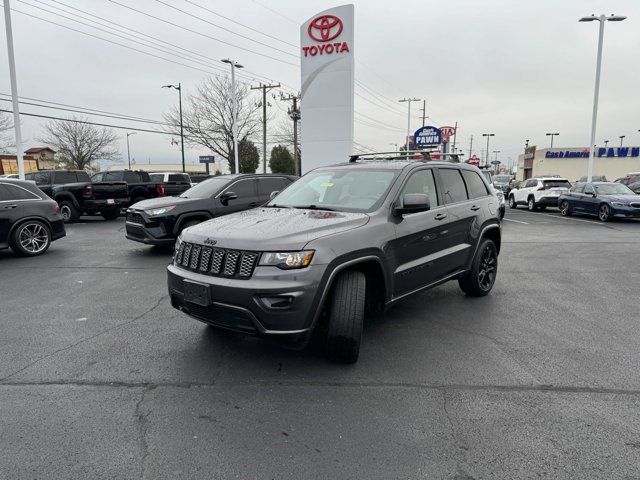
[179,177,229,198]
[268,168,397,213]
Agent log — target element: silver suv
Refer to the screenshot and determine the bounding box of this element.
[167,158,501,363]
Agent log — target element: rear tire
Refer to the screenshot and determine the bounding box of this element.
[325,270,366,364]
[9,220,51,256]
[508,196,517,209]
[102,209,120,220]
[58,200,80,223]
[527,197,537,212]
[560,200,572,216]
[458,238,498,297]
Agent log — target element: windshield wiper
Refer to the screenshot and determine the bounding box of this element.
[293,205,336,212]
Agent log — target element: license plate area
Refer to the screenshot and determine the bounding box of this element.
[107,199,115,205]
[183,280,211,306]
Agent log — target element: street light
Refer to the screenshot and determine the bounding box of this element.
[492,150,501,173]
[482,133,495,166]
[126,132,137,169]
[222,58,244,174]
[579,13,627,182]
[546,132,560,148]
[619,135,625,147]
[399,98,420,153]
[162,83,185,173]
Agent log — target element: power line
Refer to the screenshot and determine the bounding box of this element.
[355,92,405,118]
[185,0,297,49]
[354,111,404,132]
[355,79,405,114]
[250,0,298,24]
[107,0,298,67]
[156,0,297,57]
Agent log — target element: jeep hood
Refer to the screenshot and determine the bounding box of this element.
[183,207,370,251]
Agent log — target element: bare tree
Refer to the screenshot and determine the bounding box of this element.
[163,76,260,174]
[38,117,119,170]
[0,113,14,153]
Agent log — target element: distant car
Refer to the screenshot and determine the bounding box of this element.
[614,174,640,189]
[558,182,640,222]
[627,182,640,194]
[92,170,166,206]
[508,177,571,211]
[478,169,505,219]
[578,175,607,183]
[0,179,66,256]
[125,174,296,246]
[148,172,192,197]
[491,174,514,195]
[0,174,19,179]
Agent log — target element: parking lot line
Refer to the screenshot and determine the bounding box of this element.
[503,218,529,225]
[532,212,607,226]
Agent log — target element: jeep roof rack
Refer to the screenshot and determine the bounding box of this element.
[349,151,465,163]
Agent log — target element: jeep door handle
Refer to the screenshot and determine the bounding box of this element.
[470,205,480,211]
[434,213,447,221]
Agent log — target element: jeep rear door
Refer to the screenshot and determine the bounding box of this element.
[390,168,451,296]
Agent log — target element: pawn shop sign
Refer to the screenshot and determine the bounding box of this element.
[439,126,456,142]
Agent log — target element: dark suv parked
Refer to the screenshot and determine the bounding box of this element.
[126,174,296,246]
[167,158,501,363]
[0,179,66,256]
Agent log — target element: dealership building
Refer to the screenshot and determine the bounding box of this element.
[517,146,640,182]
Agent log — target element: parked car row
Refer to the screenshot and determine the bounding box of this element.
[558,182,640,222]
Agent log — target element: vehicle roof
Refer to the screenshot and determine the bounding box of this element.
[575,181,620,185]
[532,176,569,180]
[323,160,478,171]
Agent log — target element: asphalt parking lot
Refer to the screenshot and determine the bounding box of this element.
[1,208,640,479]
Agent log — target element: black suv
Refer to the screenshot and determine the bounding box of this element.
[0,179,66,256]
[126,174,296,246]
[167,157,501,363]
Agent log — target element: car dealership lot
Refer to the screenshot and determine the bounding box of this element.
[1,212,640,479]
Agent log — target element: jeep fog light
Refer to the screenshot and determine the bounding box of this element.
[259,251,314,269]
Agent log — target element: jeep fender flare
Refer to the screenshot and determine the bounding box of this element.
[53,192,80,209]
[173,211,213,234]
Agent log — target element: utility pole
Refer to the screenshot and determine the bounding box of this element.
[281,92,301,175]
[468,135,474,159]
[251,83,280,174]
[126,132,137,170]
[619,135,625,147]
[222,59,244,174]
[162,83,185,172]
[451,121,458,152]
[482,133,495,167]
[399,98,420,153]
[419,100,426,127]
[3,0,24,180]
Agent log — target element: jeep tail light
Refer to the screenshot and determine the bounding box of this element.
[83,184,93,198]
[156,183,165,196]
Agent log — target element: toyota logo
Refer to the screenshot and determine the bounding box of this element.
[308,14,343,42]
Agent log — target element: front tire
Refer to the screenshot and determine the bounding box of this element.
[58,200,80,223]
[325,270,366,364]
[527,197,537,212]
[508,196,517,209]
[458,239,498,297]
[598,203,611,222]
[10,220,51,256]
[560,200,572,216]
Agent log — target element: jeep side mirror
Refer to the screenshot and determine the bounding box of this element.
[395,193,430,215]
[220,191,238,206]
[269,190,279,200]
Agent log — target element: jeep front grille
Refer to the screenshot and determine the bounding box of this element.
[175,242,258,279]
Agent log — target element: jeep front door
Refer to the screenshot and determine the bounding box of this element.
[390,168,450,297]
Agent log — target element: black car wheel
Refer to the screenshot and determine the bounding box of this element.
[458,238,498,297]
[508,196,517,209]
[598,203,611,222]
[560,200,572,216]
[10,220,51,256]
[325,270,366,364]
[58,200,79,223]
[527,197,537,212]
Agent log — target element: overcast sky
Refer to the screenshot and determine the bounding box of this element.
[1,0,639,170]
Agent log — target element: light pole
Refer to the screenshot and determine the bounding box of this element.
[162,83,185,173]
[619,135,625,147]
[492,150,501,173]
[579,13,626,182]
[222,59,244,174]
[126,132,137,169]
[399,98,420,153]
[482,133,495,166]
[546,132,560,148]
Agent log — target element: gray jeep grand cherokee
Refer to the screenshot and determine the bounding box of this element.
[167,156,501,363]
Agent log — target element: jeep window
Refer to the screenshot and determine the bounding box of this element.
[400,169,439,208]
[268,168,396,213]
[180,177,235,199]
[25,172,51,185]
[438,168,469,204]
[103,172,122,182]
[124,171,142,183]
[257,177,287,196]
[54,171,79,184]
[462,170,490,199]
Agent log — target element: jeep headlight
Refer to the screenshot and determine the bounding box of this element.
[259,251,314,269]
[173,234,183,263]
[145,206,176,216]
